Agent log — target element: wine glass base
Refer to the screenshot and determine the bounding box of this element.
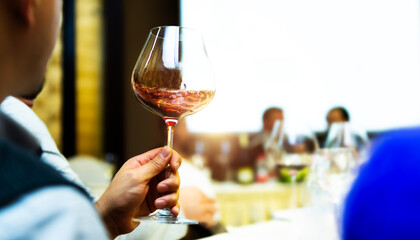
[133,209,198,224]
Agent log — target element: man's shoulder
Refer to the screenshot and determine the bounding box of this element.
[0,110,41,155]
[0,131,90,209]
[0,186,94,216]
[0,186,108,239]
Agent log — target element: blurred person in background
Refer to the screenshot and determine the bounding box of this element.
[248,107,284,180]
[249,107,284,149]
[0,0,181,239]
[318,106,351,147]
[321,106,368,154]
[249,107,284,157]
[326,106,350,129]
[321,106,354,148]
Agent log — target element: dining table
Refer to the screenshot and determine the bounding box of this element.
[213,181,310,226]
[200,206,340,240]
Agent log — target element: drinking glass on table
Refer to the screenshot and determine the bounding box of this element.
[325,122,369,162]
[131,26,215,224]
[309,147,358,235]
[311,148,357,203]
[272,119,318,208]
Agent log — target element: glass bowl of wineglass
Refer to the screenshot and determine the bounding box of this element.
[131,26,215,224]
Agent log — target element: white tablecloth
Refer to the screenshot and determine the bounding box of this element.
[200,206,340,240]
[214,182,308,226]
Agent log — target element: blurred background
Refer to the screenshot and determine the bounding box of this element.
[39,0,420,167]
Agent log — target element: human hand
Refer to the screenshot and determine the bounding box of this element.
[179,186,217,228]
[95,146,181,238]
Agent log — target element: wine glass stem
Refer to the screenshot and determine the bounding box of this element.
[159,120,177,216]
[167,125,174,148]
[165,118,178,148]
[163,123,176,179]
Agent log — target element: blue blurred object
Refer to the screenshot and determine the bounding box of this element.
[343,127,420,240]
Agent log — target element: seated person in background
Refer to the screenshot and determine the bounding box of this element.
[322,106,368,154]
[326,106,350,129]
[342,127,420,240]
[317,106,350,147]
[248,107,284,178]
[249,107,284,158]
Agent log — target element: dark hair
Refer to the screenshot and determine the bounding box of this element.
[263,107,283,121]
[330,106,350,121]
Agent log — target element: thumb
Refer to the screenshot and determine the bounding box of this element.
[141,146,172,181]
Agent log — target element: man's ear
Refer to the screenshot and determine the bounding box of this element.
[15,0,37,26]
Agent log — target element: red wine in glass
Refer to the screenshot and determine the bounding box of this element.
[133,84,215,121]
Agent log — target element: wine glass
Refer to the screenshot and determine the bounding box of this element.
[311,148,357,202]
[325,122,370,164]
[131,26,215,224]
[325,122,355,149]
[275,119,319,208]
[309,148,358,236]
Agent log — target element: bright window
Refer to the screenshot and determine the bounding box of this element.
[181,0,420,133]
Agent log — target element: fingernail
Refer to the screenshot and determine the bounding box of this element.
[160,146,171,158]
[159,184,168,192]
[156,199,166,208]
[173,161,180,170]
[173,206,180,214]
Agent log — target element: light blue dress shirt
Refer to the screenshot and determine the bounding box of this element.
[0,186,108,239]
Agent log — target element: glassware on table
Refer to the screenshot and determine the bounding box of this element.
[272,119,319,208]
[264,120,285,176]
[324,122,370,162]
[309,147,358,235]
[131,26,215,224]
[310,148,357,203]
[325,122,354,149]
